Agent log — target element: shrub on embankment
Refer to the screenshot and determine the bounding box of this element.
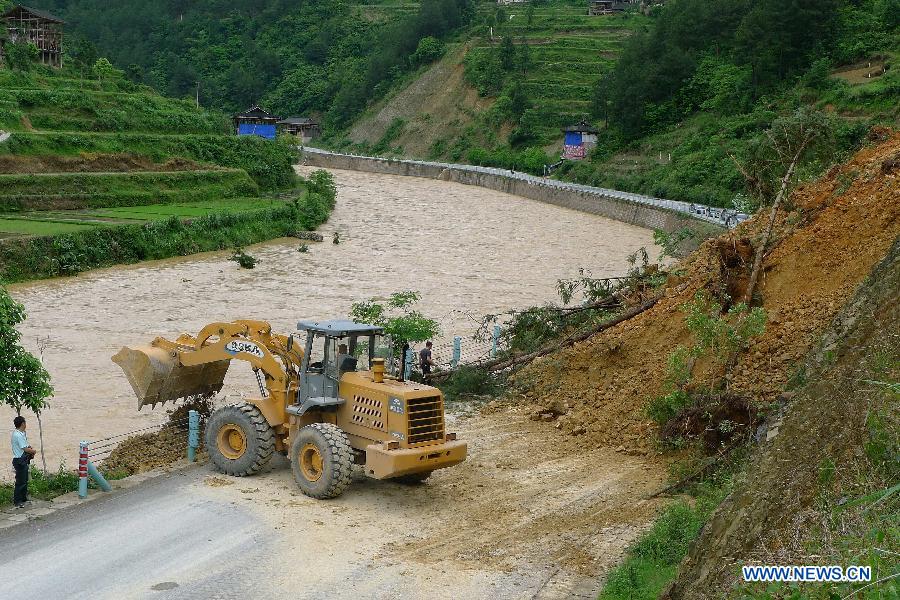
[0,180,335,282]
[1,133,298,190]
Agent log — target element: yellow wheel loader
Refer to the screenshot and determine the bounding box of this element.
[112,319,467,498]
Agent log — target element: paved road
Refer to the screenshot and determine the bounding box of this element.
[0,468,275,600]
[0,410,667,600]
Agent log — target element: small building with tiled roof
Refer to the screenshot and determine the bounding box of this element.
[1,4,65,68]
[233,106,280,140]
[561,119,599,160]
[276,116,321,143]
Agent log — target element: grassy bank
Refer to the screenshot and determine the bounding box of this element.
[2,132,298,191]
[0,169,259,212]
[0,176,335,283]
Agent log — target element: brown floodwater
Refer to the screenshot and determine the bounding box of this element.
[2,167,659,469]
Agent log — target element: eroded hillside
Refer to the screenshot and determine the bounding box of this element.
[515,129,900,455]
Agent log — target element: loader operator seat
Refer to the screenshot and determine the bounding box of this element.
[339,355,358,373]
[334,343,357,376]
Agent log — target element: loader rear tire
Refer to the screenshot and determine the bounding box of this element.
[291,423,353,499]
[206,403,274,477]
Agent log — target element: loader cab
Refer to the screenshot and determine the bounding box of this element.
[295,320,388,407]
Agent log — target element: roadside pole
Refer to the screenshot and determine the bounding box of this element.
[78,442,88,499]
[188,410,199,462]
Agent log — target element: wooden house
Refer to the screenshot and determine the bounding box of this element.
[276,117,321,144]
[233,106,280,140]
[1,5,64,68]
[588,0,635,15]
[562,120,599,160]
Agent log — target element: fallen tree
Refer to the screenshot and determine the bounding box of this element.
[430,295,661,382]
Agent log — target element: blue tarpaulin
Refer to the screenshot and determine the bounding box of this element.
[238,123,277,139]
[564,131,582,146]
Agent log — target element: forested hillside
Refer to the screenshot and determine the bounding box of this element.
[341,0,899,207]
[10,0,898,208]
[15,0,474,127]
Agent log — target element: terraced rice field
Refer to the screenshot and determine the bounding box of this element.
[468,1,646,143]
[0,198,285,238]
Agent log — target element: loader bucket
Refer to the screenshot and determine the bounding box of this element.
[112,345,230,410]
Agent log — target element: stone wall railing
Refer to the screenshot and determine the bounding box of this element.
[300,147,748,233]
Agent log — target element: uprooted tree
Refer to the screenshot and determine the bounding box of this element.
[731,107,832,304]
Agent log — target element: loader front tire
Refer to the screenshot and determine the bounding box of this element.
[206,403,274,477]
[291,423,353,499]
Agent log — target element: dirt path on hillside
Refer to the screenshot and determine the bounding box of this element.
[194,403,670,598]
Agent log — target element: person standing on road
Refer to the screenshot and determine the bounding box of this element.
[419,341,436,378]
[11,416,36,508]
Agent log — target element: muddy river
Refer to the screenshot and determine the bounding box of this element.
[3,167,658,469]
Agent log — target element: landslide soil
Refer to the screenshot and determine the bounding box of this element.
[666,233,900,599]
[515,130,900,455]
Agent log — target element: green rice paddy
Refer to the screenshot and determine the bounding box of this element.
[0,198,286,237]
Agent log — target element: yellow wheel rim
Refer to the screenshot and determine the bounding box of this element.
[299,443,324,482]
[217,423,247,460]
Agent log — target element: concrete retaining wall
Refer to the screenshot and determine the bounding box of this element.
[300,148,736,237]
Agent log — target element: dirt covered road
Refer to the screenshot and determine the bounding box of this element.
[0,404,668,599]
[200,403,668,598]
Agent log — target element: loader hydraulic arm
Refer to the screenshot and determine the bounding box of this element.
[112,320,304,411]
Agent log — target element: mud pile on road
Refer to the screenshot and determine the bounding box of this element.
[101,397,213,476]
[514,129,900,454]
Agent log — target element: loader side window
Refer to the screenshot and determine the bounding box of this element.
[326,336,356,379]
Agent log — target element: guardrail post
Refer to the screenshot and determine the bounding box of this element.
[78,441,88,499]
[188,409,200,462]
[405,349,414,379]
[452,336,461,368]
[491,325,501,358]
[87,462,111,492]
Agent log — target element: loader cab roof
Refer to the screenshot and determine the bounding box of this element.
[296,319,384,337]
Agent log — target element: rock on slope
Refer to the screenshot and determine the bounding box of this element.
[513,130,900,454]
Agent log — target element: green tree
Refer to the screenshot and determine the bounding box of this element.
[508,79,530,120]
[517,37,532,75]
[3,42,38,71]
[0,286,53,417]
[92,57,120,81]
[733,107,831,304]
[350,291,440,345]
[411,36,445,67]
[499,36,516,71]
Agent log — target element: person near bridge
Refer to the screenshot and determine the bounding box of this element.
[419,341,436,378]
[11,416,36,509]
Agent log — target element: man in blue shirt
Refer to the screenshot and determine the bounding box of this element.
[11,416,36,508]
